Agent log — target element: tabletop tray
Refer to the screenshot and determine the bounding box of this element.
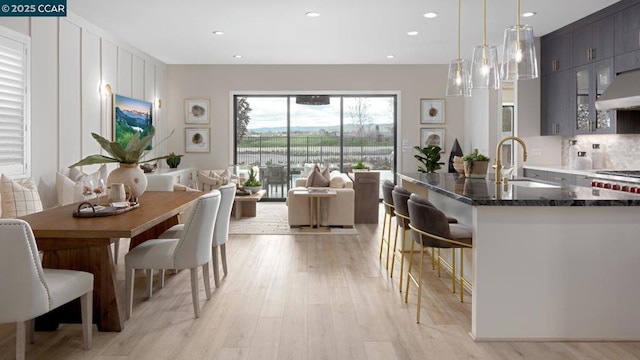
[73,202,140,218]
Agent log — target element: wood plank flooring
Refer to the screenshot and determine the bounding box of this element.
[2,203,640,359]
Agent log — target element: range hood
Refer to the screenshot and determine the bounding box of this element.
[595,69,640,111]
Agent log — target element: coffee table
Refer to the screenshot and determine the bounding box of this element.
[233,189,266,219]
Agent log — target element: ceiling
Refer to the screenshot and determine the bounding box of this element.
[67,0,620,65]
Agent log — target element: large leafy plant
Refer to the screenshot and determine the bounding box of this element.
[413,145,444,173]
[69,126,175,167]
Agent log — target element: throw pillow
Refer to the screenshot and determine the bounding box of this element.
[1,174,43,218]
[306,165,330,187]
[320,164,331,180]
[329,174,346,188]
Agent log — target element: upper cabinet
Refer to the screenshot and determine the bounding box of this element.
[540,0,640,136]
[614,2,640,56]
[572,16,614,67]
[541,32,573,75]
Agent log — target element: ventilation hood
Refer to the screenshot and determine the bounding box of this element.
[595,69,640,111]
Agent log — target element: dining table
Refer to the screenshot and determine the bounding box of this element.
[19,190,203,332]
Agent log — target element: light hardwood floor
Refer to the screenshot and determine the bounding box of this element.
[3,203,640,359]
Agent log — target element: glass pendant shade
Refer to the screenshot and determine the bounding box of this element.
[501,25,538,80]
[470,45,500,90]
[446,59,471,97]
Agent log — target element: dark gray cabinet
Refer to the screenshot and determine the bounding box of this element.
[541,70,574,135]
[615,49,640,73]
[573,16,614,67]
[541,32,573,75]
[614,2,640,56]
[574,58,616,134]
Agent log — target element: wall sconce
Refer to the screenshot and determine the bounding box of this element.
[156,98,162,109]
[101,83,112,98]
[501,0,539,80]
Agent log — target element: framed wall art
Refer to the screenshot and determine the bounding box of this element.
[113,94,153,149]
[420,128,445,153]
[420,99,445,124]
[186,128,210,153]
[185,99,210,124]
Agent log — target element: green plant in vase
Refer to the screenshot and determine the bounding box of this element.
[413,145,444,173]
[462,148,490,178]
[243,167,262,192]
[166,152,183,168]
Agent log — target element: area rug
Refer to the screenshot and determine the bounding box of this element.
[229,202,359,235]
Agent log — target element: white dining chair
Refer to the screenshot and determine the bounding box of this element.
[159,183,236,287]
[0,219,94,360]
[124,190,221,318]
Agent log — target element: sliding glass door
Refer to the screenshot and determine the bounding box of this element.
[234,94,396,200]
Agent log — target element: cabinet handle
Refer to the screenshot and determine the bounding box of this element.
[587,48,590,61]
[554,177,565,181]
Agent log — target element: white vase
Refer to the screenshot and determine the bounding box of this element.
[107,163,148,200]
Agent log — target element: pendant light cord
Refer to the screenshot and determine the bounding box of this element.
[457,0,461,59]
[516,0,521,47]
[483,0,487,46]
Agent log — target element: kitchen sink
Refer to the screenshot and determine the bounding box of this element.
[508,179,561,189]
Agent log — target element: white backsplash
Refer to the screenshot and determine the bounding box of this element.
[562,134,640,169]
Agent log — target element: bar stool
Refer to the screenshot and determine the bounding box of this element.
[380,180,396,271]
[405,193,473,323]
[391,186,412,292]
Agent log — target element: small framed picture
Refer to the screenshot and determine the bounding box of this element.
[420,128,445,153]
[421,99,445,124]
[186,128,210,153]
[185,99,210,124]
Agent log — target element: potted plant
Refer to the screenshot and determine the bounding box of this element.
[69,126,175,198]
[166,152,183,169]
[242,167,262,193]
[352,160,369,172]
[462,148,490,178]
[413,145,444,173]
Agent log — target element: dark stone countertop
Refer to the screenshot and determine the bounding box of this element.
[398,172,640,206]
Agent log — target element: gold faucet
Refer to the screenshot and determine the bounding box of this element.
[495,136,528,184]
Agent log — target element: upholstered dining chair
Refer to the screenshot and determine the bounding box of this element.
[380,180,397,271]
[124,190,221,319]
[405,193,473,323]
[0,219,94,359]
[159,183,236,288]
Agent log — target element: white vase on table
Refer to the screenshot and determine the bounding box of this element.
[107,163,148,201]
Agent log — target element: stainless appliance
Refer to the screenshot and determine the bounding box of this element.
[592,170,640,193]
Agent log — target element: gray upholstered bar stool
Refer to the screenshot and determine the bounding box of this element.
[391,185,412,292]
[380,180,396,271]
[405,193,472,323]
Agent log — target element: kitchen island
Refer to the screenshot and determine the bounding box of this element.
[399,172,640,341]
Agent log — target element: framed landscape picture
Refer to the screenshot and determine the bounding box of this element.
[421,99,445,124]
[113,94,153,149]
[185,99,210,124]
[186,128,210,153]
[420,128,445,153]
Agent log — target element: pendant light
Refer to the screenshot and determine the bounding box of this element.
[470,0,500,90]
[501,0,538,80]
[446,0,470,97]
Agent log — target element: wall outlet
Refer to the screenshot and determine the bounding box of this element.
[530,148,542,156]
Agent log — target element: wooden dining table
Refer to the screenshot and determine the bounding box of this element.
[19,191,203,332]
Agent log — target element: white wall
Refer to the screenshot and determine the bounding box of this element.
[166,65,466,175]
[0,14,167,208]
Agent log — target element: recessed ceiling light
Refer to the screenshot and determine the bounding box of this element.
[212,31,224,35]
[407,31,419,36]
[306,12,320,17]
[233,55,242,59]
[423,12,438,18]
[522,12,536,17]
[387,55,395,59]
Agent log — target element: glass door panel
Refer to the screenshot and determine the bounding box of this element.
[576,68,590,131]
[595,62,613,131]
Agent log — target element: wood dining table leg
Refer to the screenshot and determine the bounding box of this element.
[38,238,124,332]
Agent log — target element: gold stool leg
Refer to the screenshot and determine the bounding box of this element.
[460,249,465,302]
[416,238,425,324]
[385,213,392,270]
[396,222,404,292]
[437,248,441,277]
[452,248,456,293]
[404,233,416,302]
[390,216,398,277]
[431,247,435,270]
[379,211,387,260]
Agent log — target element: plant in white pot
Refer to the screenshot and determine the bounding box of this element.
[462,148,490,178]
[69,126,175,200]
[242,167,262,193]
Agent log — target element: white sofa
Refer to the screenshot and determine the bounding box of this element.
[287,171,354,227]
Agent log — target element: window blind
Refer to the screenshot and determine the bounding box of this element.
[0,30,29,177]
